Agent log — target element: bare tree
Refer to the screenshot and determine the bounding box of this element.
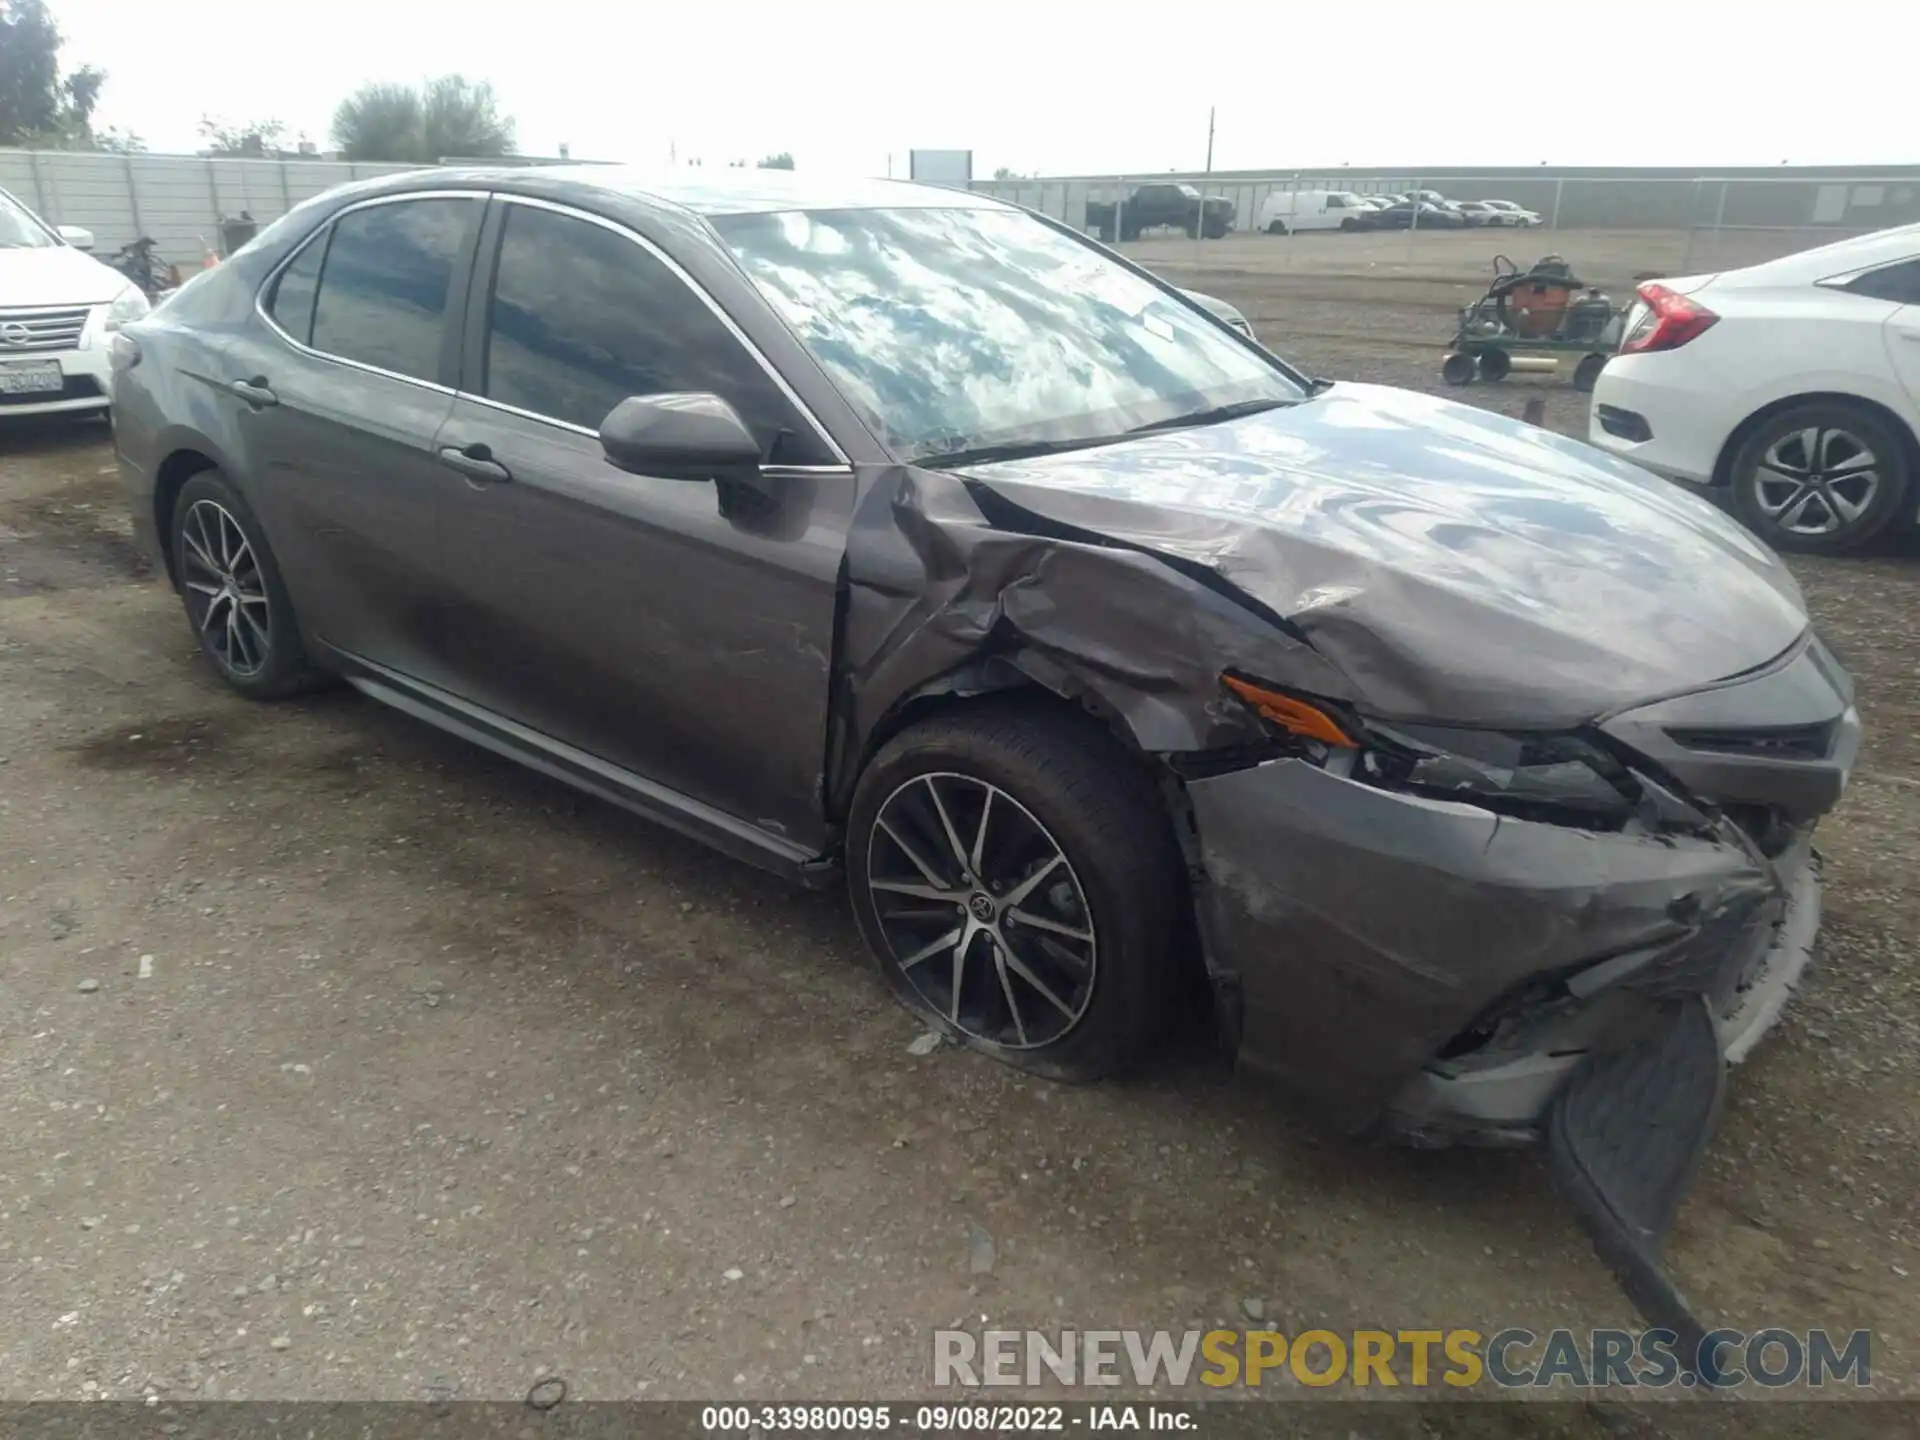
[756,152,795,171]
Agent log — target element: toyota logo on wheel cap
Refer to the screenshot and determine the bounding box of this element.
[0,322,31,347]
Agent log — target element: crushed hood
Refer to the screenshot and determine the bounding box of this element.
[958,383,1809,727]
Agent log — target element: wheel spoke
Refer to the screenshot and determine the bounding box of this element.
[199,592,228,636]
[182,515,220,576]
[183,577,222,598]
[868,775,1096,1052]
[1828,446,1876,473]
[1796,427,1823,471]
[1756,478,1809,518]
[949,932,970,1023]
[1780,488,1829,534]
[877,817,950,890]
[1007,906,1093,943]
[998,944,1077,1020]
[897,925,965,971]
[225,609,248,669]
[237,604,272,663]
[990,942,1029,1045]
[921,776,973,876]
[968,788,994,875]
[1001,853,1064,910]
[869,877,965,906]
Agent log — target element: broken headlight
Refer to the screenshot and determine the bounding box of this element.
[1221,673,1639,828]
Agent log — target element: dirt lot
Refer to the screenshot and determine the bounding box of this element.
[2,228,1916,1429]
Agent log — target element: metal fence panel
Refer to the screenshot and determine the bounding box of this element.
[1,147,418,265]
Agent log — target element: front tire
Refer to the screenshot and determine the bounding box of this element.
[847,703,1184,1082]
[170,470,326,699]
[1729,402,1912,555]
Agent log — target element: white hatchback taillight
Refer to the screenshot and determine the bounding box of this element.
[1619,282,1718,354]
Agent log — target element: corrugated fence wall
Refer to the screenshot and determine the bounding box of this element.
[0,149,420,267]
[969,167,1920,237]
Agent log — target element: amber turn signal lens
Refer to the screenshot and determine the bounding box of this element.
[1221,675,1357,748]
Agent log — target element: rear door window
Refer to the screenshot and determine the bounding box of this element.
[308,197,480,383]
[1846,260,1920,305]
[266,231,327,345]
[477,201,830,461]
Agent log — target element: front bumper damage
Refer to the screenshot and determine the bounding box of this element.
[1186,757,1811,1140]
[1184,651,1853,1370]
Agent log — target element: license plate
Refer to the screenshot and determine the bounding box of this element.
[0,361,63,395]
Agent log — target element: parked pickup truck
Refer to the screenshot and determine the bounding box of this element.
[1086,183,1235,242]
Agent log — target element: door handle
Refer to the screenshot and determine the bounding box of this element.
[437,443,512,485]
[228,377,278,408]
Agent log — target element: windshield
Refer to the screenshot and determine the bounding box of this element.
[0,190,59,249]
[712,205,1305,463]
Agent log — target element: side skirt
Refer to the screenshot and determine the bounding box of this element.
[324,648,840,889]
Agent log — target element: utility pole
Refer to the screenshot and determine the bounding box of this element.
[1205,107,1215,173]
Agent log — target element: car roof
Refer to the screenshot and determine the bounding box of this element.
[414,164,1011,217]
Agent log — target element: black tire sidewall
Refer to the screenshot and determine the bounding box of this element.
[170,470,316,698]
[846,709,1181,1083]
[1729,404,1913,555]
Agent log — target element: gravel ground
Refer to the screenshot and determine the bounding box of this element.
[1,228,1915,1429]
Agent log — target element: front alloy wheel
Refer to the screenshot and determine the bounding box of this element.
[847,704,1184,1081]
[867,772,1097,1050]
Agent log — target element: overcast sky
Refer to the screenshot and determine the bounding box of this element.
[48,0,1911,178]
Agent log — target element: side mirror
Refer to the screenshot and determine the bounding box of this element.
[58,225,96,251]
[600,392,762,479]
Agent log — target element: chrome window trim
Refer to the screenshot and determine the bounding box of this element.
[253,188,485,395]
[476,194,852,467]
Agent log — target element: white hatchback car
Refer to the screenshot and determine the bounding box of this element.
[0,187,150,418]
[1589,222,1920,554]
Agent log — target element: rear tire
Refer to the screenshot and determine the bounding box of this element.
[169,470,327,700]
[1728,401,1913,555]
[1441,352,1478,386]
[847,702,1185,1083]
[1476,348,1512,382]
[1573,353,1607,393]
[1266,219,1288,236]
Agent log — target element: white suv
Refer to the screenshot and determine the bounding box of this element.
[1,187,150,418]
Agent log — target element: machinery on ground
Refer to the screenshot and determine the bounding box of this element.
[1443,254,1625,392]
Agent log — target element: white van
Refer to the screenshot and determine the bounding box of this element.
[1255,190,1375,234]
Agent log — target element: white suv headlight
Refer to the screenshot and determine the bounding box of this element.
[105,285,151,332]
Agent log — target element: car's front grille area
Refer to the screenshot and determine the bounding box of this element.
[1665,722,1835,760]
[0,306,92,354]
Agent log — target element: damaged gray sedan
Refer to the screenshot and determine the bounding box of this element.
[112,170,1855,1360]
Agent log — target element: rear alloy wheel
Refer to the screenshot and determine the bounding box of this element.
[847,704,1183,1082]
[1729,403,1912,555]
[170,471,326,699]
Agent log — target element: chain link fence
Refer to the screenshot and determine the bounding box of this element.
[977,172,1920,280]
